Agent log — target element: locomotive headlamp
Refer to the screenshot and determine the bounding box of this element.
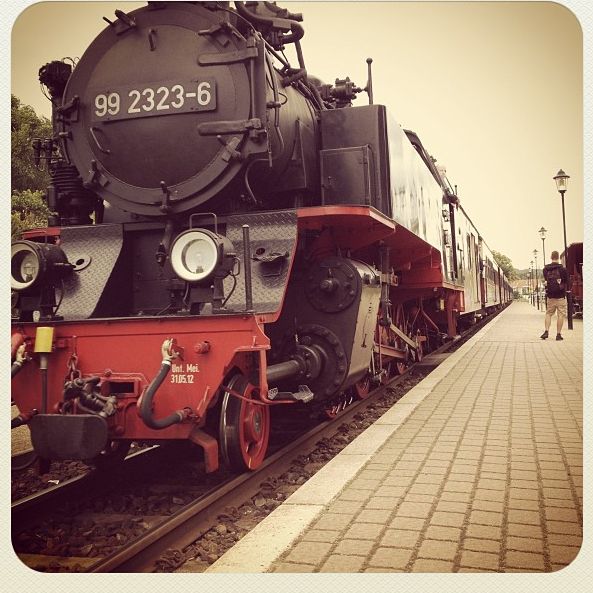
[170,229,235,283]
[11,240,72,292]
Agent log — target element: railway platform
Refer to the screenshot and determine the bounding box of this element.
[206,300,584,574]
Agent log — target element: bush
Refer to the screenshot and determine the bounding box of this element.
[11,189,50,239]
[11,94,52,193]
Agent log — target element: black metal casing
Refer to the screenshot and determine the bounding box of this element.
[58,2,318,217]
[320,105,392,217]
[268,256,382,400]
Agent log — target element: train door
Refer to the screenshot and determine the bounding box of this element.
[486,259,494,304]
[478,237,486,307]
[484,259,489,304]
[442,218,454,282]
[496,266,502,303]
[466,233,473,302]
[457,226,465,282]
[471,233,479,303]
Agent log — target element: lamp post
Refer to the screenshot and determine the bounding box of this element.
[533,249,540,310]
[530,260,534,306]
[539,227,547,263]
[553,169,573,329]
[539,227,547,307]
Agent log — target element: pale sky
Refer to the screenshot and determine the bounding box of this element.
[7,0,588,270]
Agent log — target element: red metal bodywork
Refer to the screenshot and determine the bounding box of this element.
[297,206,466,337]
[12,315,269,443]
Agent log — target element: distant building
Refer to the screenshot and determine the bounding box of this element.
[511,279,537,297]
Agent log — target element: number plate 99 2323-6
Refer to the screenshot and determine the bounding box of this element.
[91,79,217,122]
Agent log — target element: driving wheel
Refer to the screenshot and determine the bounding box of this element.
[219,374,270,471]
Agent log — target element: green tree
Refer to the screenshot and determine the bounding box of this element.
[11,95,53,238]
[11,94,52,192]
[11,189,50,239]
[492,250,517,281]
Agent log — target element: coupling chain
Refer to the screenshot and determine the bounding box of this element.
[66,352,82,382]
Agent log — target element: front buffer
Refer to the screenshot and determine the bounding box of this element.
[11,315,271,473]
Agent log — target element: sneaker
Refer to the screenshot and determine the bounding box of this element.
[556,334,563,341]
[540,331,549,339]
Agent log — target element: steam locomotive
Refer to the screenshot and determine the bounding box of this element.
[11,1,512,473]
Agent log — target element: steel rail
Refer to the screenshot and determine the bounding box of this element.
[11,446,159,530]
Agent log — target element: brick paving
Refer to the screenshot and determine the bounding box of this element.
[208,301,583,573]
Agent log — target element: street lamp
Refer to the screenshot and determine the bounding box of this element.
[539,227,547,307]
[533,249,540,310]
[530,260,534,306]
[553,169,572,329]
[539,227,547,263]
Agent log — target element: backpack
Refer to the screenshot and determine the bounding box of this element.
[545,265,566,297]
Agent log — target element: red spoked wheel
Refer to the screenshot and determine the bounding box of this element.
[393,304,409,375]
[414,338,423,363]
[395,360,407,375]
[354,374,372,399]
[219,374,270,471]
[376,324,398,382]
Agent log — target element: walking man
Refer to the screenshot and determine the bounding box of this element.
[540,250,569,341]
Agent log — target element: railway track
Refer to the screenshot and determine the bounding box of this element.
[12,375,408,572]
[11,308,503,572]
